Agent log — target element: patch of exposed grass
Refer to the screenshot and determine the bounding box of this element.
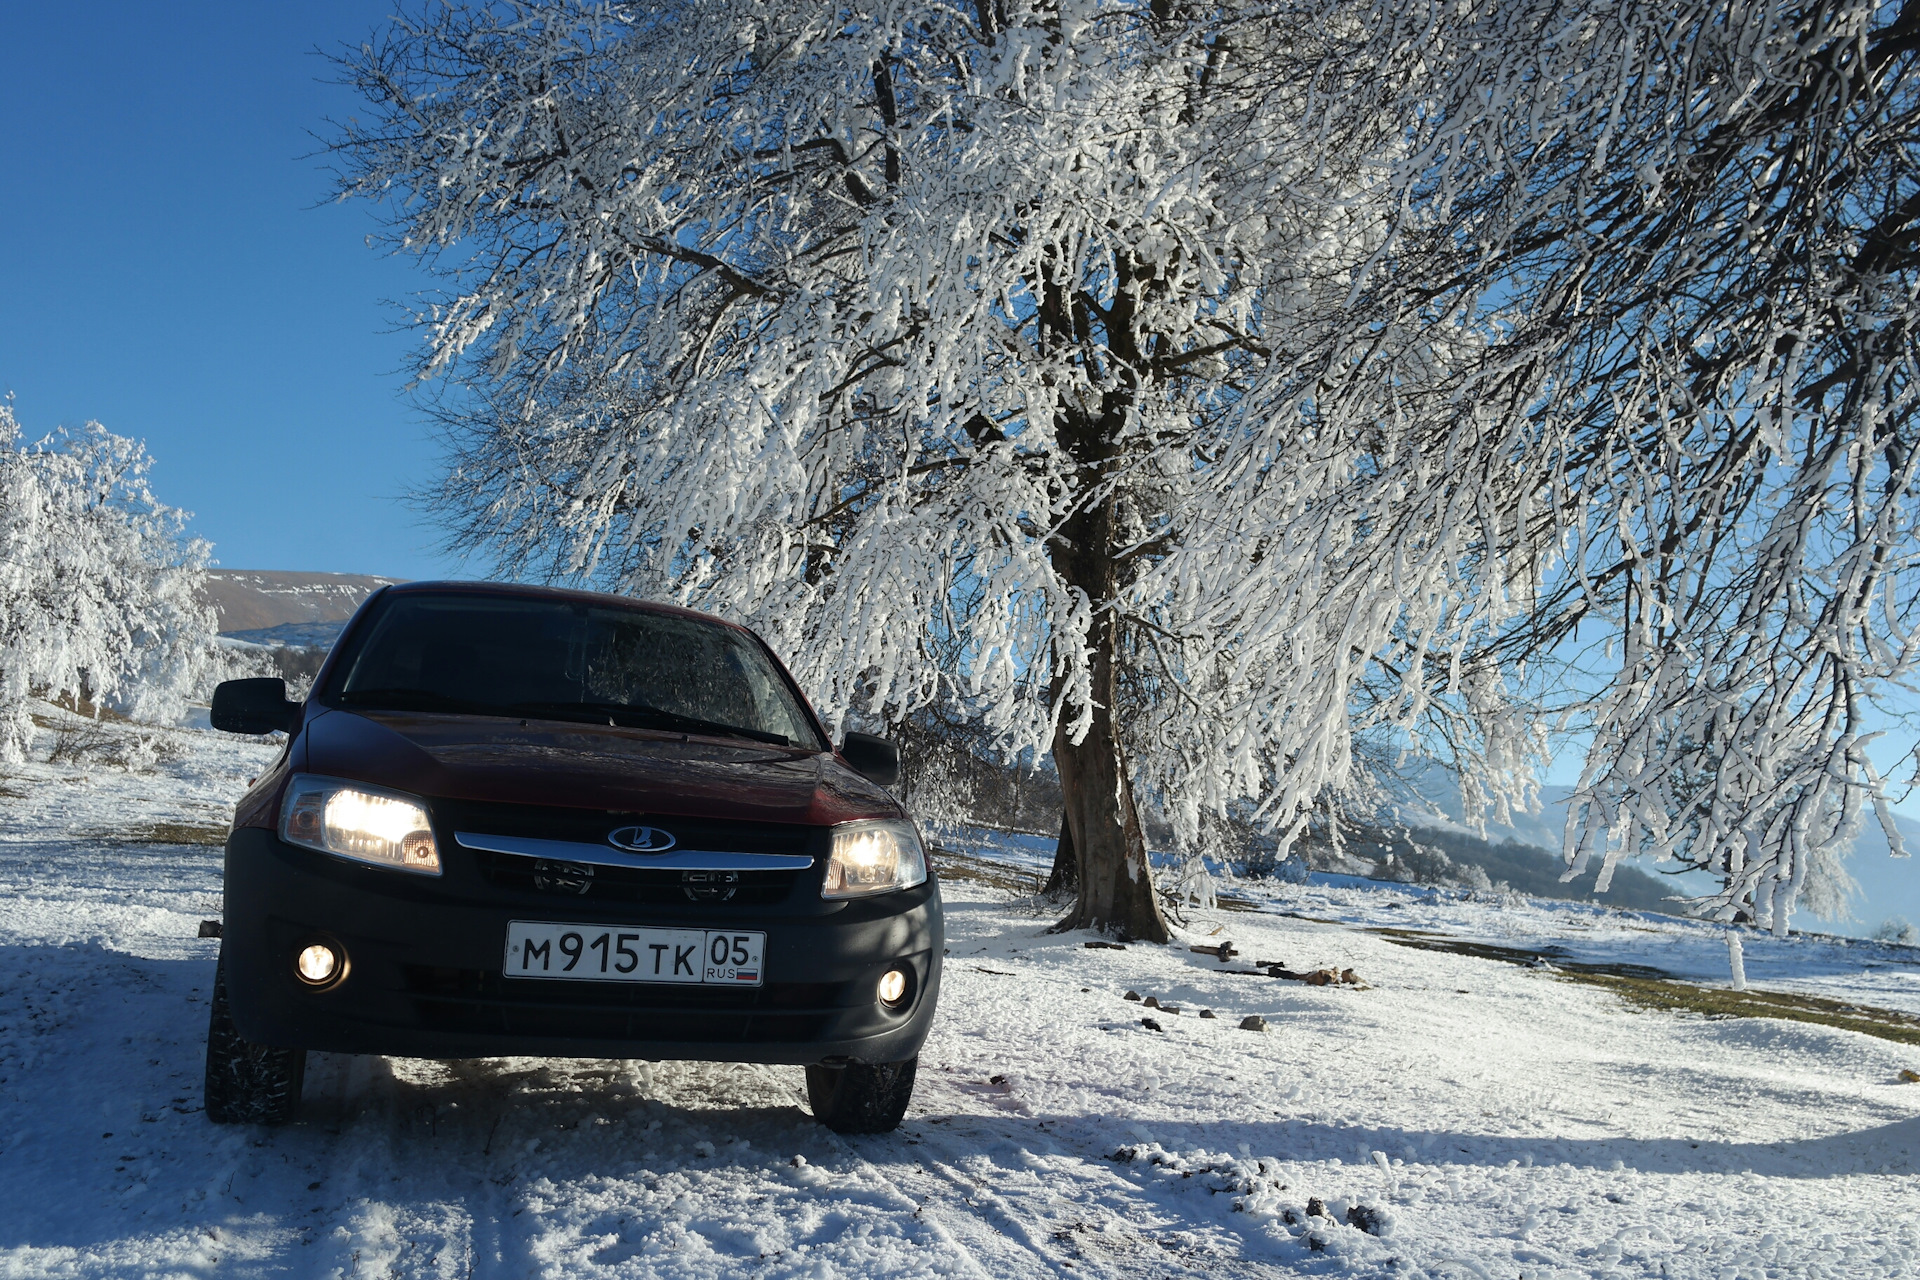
[1371,927,1920,1048]
[929,847,1263,915]
[45,692,132,721]
[122,821,230,847]
[1371,927,1669,979]
[930,847,1047,895]
[1575,972,1920,1047]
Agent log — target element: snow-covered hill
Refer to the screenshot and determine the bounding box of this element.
[1392,767,1920,941]
[201,569,403,635]
[1,712,1916,1278]
[1403,781,1920,874]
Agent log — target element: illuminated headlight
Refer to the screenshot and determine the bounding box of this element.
[822,819,927,899]
[279,774,440,875]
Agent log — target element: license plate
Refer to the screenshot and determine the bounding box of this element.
[504,921,765,986]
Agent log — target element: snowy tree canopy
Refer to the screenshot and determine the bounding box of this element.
[0,407,223,759]
[336,0,1920,934]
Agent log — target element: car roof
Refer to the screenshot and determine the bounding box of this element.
[379,580,758,636]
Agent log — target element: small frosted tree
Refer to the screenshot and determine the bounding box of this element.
[0,407,222,759]
[336,0,1919,939]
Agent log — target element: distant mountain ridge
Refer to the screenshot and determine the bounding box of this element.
[201,570,404,635]
[1389,777,1919,870]
[221,620,358,649]
[1388,769,1920,935]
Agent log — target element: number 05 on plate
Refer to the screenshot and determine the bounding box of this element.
[505,921,765,986]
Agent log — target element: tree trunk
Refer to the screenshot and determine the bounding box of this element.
[1036,250,1172,943]
[1043,809,1076,896]
[1044,488,1171,942]
[1049,696,1169,941]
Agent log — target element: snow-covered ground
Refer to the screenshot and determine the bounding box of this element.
[3,714,1918,1278]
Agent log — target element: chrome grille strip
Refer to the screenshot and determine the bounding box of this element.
[453,831,814,871]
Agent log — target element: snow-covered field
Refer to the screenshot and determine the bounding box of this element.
[3,715,1918,1279]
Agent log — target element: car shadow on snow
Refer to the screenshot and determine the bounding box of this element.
[0,953,886,1271]
[0,942,232,1250]
[988,1110,1920,1181]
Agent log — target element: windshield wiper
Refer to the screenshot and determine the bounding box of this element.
[506,700,792,746]
[334,688,514,717]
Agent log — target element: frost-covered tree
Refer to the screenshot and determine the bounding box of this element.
[0,408,223,759]
[336,0,1920,939]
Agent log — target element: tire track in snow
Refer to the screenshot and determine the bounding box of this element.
[347,1056,994,1278]
[838,1063,1271,1280]
[868,1144,1077,1280]
[867,1126,1284,1280]
[291,1050,550,1279]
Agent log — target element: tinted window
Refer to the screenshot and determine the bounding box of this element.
[326,594,820,748]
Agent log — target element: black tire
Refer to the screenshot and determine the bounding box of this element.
[203,947,306,1125]
[805,1056,917,1134]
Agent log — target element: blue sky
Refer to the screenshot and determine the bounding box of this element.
[0,1,460,579]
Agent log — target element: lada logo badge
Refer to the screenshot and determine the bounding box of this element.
[607,825,677,854]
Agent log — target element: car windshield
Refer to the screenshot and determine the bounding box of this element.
[325,593,821,748]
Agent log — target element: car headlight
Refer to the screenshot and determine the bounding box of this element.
[279,774,441,875]
[822,819,927,899]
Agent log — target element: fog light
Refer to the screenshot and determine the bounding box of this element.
[296,943,341,986]
[877,968,908,1007]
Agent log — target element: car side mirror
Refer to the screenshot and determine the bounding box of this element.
[840,732,900,787]
[210,678,302,736]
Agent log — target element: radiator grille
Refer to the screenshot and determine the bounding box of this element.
[432,799,820,905]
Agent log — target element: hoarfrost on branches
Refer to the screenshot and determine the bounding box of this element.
[1171,853,1219,912]
[335,0,1920,934]
[0,407,224,760]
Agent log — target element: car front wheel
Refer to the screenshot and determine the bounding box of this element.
[805,1056,917,1134]
[203,946,306,1125]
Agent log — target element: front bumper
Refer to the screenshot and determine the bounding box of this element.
[220,826,942,1065]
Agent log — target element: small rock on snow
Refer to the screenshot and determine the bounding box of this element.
[1140,1017,1164,1032]
[1345,1203,1387,1235]
[1239,1015,1268,1032]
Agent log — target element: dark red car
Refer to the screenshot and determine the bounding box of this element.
[205,581,941,1132]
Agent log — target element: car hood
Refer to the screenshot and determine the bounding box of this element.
[299,708,901,826]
